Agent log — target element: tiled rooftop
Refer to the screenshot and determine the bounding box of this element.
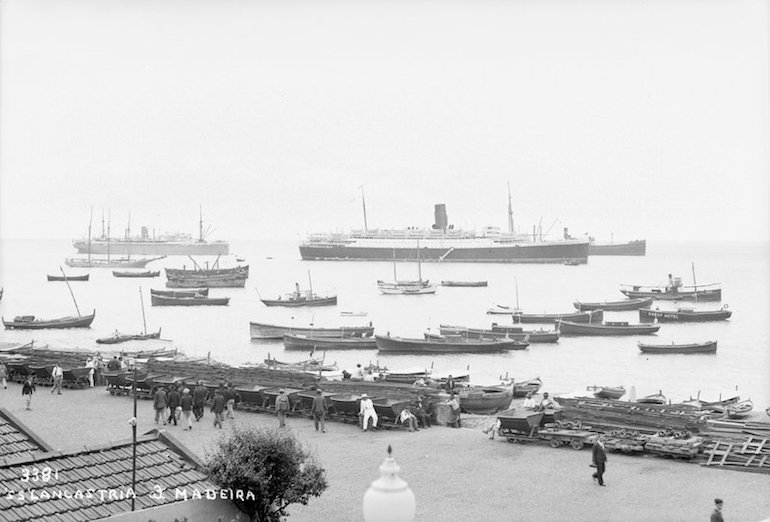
[0,408,52,462]
[0,433,214,522]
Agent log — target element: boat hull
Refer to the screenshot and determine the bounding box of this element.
[261,296,337,307]
[300,240,589,264]
[150,288,209,297]
[638,308,732,322]
[375,334,522,353]
[573,298,653,311]
[250,321,374,340]
[96,330,162,344]
[459,387,513,414]
[556,319,660,335]
[2,310,96,329]
[620,288,721,302]
[638,341,717,354]
[440,281,488,287]
[150,295,229,306]
[283,334,377,350]
[588,240,646,256]
[513,310,603,324]
[47,274,89,281]
[65,257,164,268]
[439,324,558,344]
[73,238,229,256]
[112,270,160,278]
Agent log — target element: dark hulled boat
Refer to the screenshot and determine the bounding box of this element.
[556,319,660,336]
[250,321,374,340]
[513,309,603,324]
[165,265,248,288]
[588,239,646,256]
[573,297,653,311]
[112,270,160,278]
[458,386,513,414]
[511,377,543,397]
[440,280,488,287]
[637,392,667,405]
[96,329,162,344]
[439,324,559,344]
[47,273,90,282]
[150,288,209,297]
[150,295,230,306]
[638,341,717,354]
[619,283,721,301]
[638,306,731,322]
[283,334,377,350]
[2,310,96,329]
[375,334,525,353]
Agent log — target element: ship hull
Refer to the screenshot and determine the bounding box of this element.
[73,239,229,256]
[299,241,589,263]
[588,240,646,256]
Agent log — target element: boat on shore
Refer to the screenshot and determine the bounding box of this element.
[638,341,717,354]
[250,321,375,340]
[3,310,96,329]
[375,333,525,353]
[440,280,488,287]
[513,310,603,324]
[638,391,667,405]
[458,385,513,414]
[588,385,626,400]
[573,297,653,311]
[283,334,377,350]
[510,377,543,397]
[724,400,753,419]
[638,306,731,322]
[47,273,89,282]
[556,319,660,336]
[150,295,230,306]
[96,329,162,344]
[588,239,646,256]
[300,200,589,264]
[150,288,209,298]
[113,270,160,278]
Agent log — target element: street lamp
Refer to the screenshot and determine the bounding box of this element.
[363,445,416,522]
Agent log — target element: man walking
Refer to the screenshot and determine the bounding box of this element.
[166,385,180,426]
[192,381,207,421]
[225,383,239,419]
[310,389,327,433]
[180,388,194,430]
[710,498,724,522]
[153,386,167,425]
[0,361,7,389]
[275,389,290,428]
[211,388,226,429]
[50,363,64,394]
[22,376,35,410]
[592,435,607,486]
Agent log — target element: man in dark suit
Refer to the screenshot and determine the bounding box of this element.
[710,498,724,522]
[592,436,607,486]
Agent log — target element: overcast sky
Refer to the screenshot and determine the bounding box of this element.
[1,0,768,241]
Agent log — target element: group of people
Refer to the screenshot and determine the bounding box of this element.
[358,393,433,432]
[152,381,241,430]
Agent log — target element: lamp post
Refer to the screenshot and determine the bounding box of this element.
[363,445,416,522]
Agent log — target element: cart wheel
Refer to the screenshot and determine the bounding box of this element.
[549,439,561,449]
[571,439,584,450]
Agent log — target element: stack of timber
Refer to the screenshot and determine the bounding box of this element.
[700,435,770,474]
[555,396,711,433]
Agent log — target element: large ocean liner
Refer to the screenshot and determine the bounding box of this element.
[299,200,589,263]
[73,209,229,256]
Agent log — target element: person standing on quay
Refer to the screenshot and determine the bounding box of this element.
[50,363,64,395]
[710,498,724,522]
[192,381,207,421]
[211,388,226,429]
[153,386,167,425]
[166,385,180,426]
[225,383,239,419]
[592,435,607,486]
[359,393,378,431]
[22,376,35,410]
[310,389,327,433]
[180,388,194,430]
[275,389,291,428]
[0,361,8,389]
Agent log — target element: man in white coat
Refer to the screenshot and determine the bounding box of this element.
[359,393,378,431]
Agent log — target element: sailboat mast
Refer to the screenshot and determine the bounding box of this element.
[139,287,147,335]
[107,209,111,262]
[361,186,368,231]
[59,266,82,317]
[307,270,314,299]
[507,182,514,233]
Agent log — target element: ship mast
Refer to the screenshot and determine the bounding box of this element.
[139,287,147,335]
[361,186,368,232]
[107,209,111,262]
[59,265,82,317]
[199,205,203,242]
[507,182,514,233]
[87,207,93,264]
[417,239,422,282]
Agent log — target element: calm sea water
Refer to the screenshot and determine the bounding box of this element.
[1,239,768,408]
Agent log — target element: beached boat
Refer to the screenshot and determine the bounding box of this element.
[638,306,731,322]
[283,334,377,350]
[573,297,653,312]
[556,319,660,336]
[150,295,229,306]
[375,333,525,353]
[264,356,337,373]
[458,386,513,414]
[47,273,89,282]
[514,310,604,324]
[588,385,626,400]
[510,377,543,398]
[683,396,739,413]
[379,367,430,384]
[150,288,209,297]
[725,400,753,419]
[2,310,96,329]
[638,341,717,354]
[112,270,160,278]
[440,280,488,287]
[637,392,666,405]
[96,328,162,344]
[250,321,374,340]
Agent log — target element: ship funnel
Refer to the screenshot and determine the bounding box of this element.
[433,204,448,232]
[563,227,570,240]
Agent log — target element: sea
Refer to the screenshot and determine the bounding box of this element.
[1,239,768,409]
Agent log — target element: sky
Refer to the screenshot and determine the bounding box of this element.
[1,0,768,242]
